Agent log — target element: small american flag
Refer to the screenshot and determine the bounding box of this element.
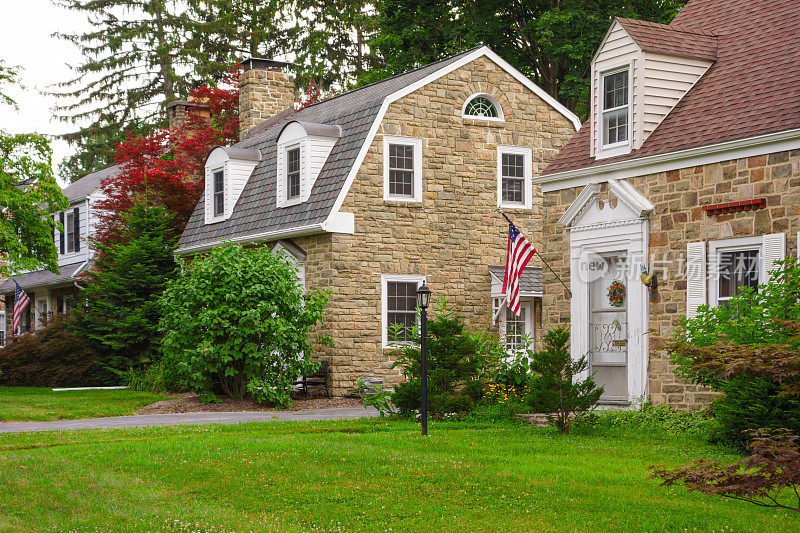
[13,281,30,335]
[502,221,536,316]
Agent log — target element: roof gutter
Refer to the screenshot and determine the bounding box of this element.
[174,222,327,257]
[536,127,800,192]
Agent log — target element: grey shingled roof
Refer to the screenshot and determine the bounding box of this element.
[62,165,119,202]
[489,266,543,295]
[0,261,88,294]
[177,47,483,253]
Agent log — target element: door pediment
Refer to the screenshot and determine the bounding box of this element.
[558,180,653,228]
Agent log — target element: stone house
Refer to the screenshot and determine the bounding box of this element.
[536,0,800,409]
[0,165,117,338]
[176,47,580,394]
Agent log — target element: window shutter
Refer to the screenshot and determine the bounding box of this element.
[300,142,309,202]
[276,146,286,206]
[686,241,707,318]
[51,215,56,243]
[73,207,80,252]
[59,212,65,254]
[762,233,786,283]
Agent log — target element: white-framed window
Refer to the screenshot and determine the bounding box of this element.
[462,93,504,121]
[35,298,48,329]
[277,140,306,207]
[497,145,532,209]
[66,211,76,252]
[686,234,786,317]
[708,236,764,307]
[601,69,629,148]
[286,147,301,200]
[212,169,225,217]
[383,135,423,202]
[498,300,534,354]
[381,274,425,348]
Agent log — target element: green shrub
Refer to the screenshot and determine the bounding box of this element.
[523,327,603,433]
[576,403,713,439]
[711,376,800,446]
[672,258,800,447]
[467,402,529,423]
[159,243,330,407]
[389,298,503,416]
[125,361,191,393]
[0,314,104,387]
[460,380,484,403]
[71,203,178,382]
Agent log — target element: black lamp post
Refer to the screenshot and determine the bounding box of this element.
[416,281,431,436]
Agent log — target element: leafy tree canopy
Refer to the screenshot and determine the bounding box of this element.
[0,59,68,275]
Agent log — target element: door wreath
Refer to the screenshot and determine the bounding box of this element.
[607,280,626,307]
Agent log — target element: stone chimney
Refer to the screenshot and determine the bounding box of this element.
[238,58,295,140]
[166,95,211,132]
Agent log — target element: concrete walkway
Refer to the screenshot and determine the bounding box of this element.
[0,406,378,434]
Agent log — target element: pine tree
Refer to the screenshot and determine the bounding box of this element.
[293,0,379,92]
[71,203,178,380]
[185,0,291,83]
[52,0,194,181]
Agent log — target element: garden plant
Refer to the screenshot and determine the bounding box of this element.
[159,243,330,407]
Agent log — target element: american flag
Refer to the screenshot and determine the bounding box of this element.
[13,281,30,335]
[502,221,536,316]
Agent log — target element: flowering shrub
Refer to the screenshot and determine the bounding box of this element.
[483,382,531,406]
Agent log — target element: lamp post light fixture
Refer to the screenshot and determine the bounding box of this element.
[416,281,431,436]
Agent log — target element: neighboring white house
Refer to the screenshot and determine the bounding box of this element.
[0,165,115,337]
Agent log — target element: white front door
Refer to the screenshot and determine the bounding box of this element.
[589,255,628,402]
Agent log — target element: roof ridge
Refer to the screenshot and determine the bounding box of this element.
[301,44,486,112]
[616,16,717,38]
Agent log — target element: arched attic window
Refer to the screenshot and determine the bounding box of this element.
[462,94,503,120]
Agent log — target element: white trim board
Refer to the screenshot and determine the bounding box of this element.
[537,127,800,192]
[325,46,581,223]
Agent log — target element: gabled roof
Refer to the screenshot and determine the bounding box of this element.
[542,0,800,178]
[62,164,119,202]
[616,17,717,61]
[177,46,580,254]
[0,260,90,294]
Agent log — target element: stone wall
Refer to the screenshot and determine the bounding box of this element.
[238,69,295,140]
[541,149,800,409]
[303,56,575,394]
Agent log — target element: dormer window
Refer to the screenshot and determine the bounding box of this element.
[213,170,225,217]
[204,146,260,224]
[462,93,503,121]
[276,121,340,208]
[602,70,629,147]
[286,147,301,200]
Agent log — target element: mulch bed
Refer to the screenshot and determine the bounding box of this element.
[137,393,363,415]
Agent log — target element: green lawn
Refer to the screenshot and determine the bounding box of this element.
[0,419,794,532]
[0,387,167,422]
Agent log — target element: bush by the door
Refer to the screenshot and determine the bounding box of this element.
[158,243,330,407]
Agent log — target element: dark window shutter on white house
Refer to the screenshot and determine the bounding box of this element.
[59,212,65,254]
[686,241,707,318]
[73,207,80,252]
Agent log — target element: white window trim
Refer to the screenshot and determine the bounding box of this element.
[211,167,225,219]
[708,236,763,307]
[497,145,533,209]
[278,140,306,208]
[461,93,505,122]
[498,299,534,357]
[381,274,426,348]
[383,135,423,203]
[596,64,633,159]
[65,211,76,253]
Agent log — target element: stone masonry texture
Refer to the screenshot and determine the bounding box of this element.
[541,149,800,410]
[238,69,295,141]
[277,56,576,395]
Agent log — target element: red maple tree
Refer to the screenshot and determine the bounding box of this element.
[96,68,240,245]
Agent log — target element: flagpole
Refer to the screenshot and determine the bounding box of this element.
[498,210,572,297]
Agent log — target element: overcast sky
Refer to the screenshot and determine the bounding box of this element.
[0,0,90,185]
